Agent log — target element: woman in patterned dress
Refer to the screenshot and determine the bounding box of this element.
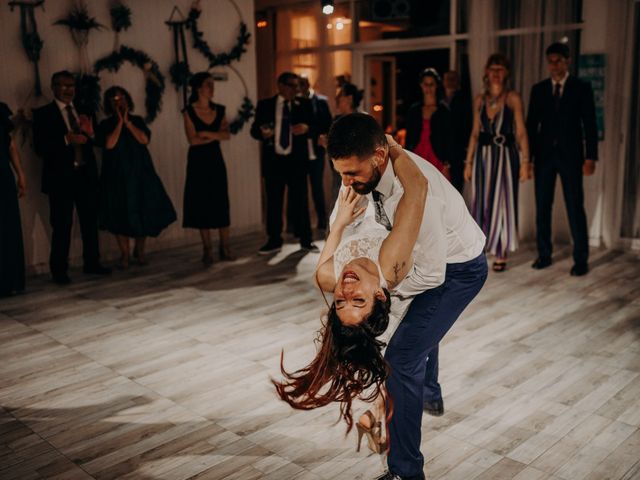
[464,53,532,271]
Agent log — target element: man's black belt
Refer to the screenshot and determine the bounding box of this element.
[478,132,515,147]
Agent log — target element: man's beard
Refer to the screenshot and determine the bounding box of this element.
[350,166,382,195]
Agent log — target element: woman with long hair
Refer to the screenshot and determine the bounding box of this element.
[183,72,235,265]
[273,135,428,451]
[464,53,531,271]
[335,81,363,117]
[97,86,176,268]
[405,68,452,178]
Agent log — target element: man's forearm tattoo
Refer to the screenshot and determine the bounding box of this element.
[393,261,406,284]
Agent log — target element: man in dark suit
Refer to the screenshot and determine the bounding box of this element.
[250,72,318,254]
[32,71,110,284]
[442,70,471,193]
[526,43,598,276]
[297,76,332,230]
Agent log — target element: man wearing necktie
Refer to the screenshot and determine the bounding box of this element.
[250,72,318,254]
[295,76,333,231]
[526,42,598,276]
[328,113,487,480]
[32,71,110,284]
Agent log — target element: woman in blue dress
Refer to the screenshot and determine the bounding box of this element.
[464,53,531,271]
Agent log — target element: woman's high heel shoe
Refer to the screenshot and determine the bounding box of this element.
[202,248,214,266]
[355,410,386,454]
[219,245,236,261]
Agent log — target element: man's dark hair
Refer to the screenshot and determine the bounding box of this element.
[277,71,298,85]
[51,70,75,86]
[327,113,387,160]
[546,42,570,59]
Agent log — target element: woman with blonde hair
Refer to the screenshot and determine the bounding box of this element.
[464,53,531,271]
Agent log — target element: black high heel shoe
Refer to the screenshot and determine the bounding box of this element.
[202,248,214,266]
[219,245,237,261]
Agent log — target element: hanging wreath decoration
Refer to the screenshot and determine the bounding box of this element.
[225,65,255,134]
[94,46,165,123]
[167,0,254,133]
[186,2,250,68]
[54,2,105,75]
[9,0,45,96]
[109,1,132,51]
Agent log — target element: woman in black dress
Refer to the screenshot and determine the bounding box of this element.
[183,72,234,265]
[97,87,176,269]
[0,102,26,295]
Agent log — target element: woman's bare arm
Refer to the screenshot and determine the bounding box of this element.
[463,94,483,181]
[315,188,365,291]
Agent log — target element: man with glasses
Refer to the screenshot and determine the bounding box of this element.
[251,72,318,254]
[33,70,110,284]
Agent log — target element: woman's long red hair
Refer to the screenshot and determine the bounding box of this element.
[272,297,391,432]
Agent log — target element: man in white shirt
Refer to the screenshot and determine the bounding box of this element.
[250,72,319,254]
[328,113,487,480]
[32,71,110,285]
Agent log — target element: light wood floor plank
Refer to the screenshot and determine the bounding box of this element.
[0,237,638,479]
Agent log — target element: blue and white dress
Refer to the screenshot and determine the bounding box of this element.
[471,102,520,258]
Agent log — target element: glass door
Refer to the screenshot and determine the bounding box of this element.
[365,55,396,132]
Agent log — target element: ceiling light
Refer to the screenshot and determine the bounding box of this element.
[321,0,334,15]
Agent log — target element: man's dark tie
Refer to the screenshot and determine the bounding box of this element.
[65,105,81,133]
[372,190,392,231]
[65,105,84,167]
[280,101,290,149]
[553,82,562,110]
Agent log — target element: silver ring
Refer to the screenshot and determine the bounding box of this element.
[493,134,506,146]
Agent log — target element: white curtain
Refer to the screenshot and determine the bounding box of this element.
[609,2,638,240]
[500,0,578,106]
[468,0,497,97]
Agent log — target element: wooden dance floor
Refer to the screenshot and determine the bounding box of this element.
[1,234,639,479]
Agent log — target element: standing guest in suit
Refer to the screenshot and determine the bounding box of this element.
[405,68,452,179]
[442,70,472,192]
[96,86,176,269]
[32,71,111,285]
[526,42,598,276]
[183,72,235,265]
[0,102,26,296]
[464,54,531,272]
[297,75,332,231]
[250,72,318,255]
[331,82,364,201]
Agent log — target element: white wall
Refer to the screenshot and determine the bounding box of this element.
[580,0,608,247]
[0,0,261,272]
